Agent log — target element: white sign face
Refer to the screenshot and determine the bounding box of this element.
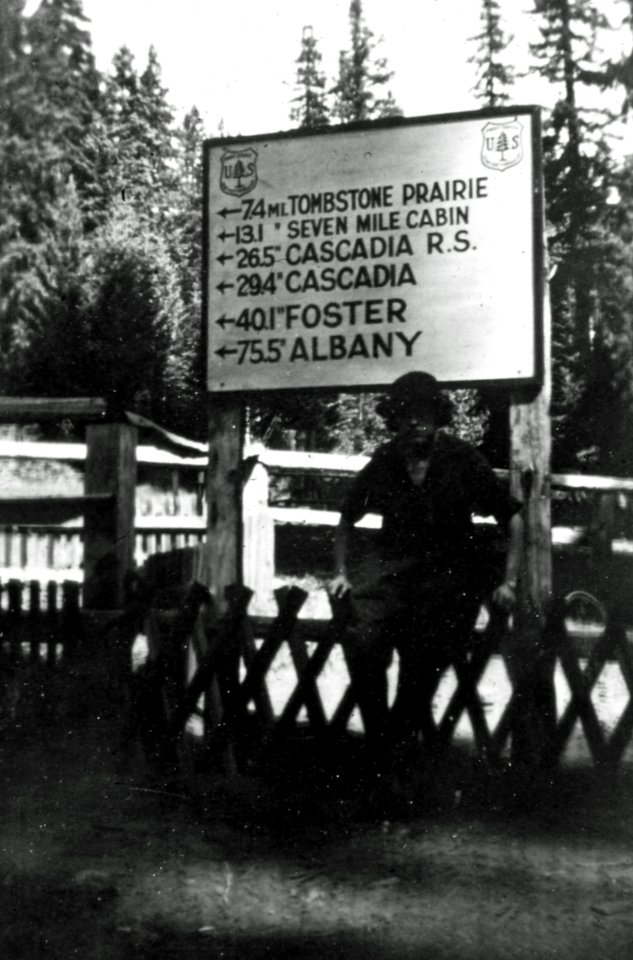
[205,109,542,393]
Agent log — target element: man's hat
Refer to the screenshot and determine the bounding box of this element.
[388,371,441,409]
[377,371,452,426]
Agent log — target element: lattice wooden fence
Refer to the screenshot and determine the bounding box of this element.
[135,581,633,773]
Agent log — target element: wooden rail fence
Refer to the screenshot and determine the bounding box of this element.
[123,570,633,773]
[0,577,82,664]
[4,442,633,772]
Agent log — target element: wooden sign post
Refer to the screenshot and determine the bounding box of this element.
[508,289,554,769]
[84,421,138,609]
[206,397,245,607]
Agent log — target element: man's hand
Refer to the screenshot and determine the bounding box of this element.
[491,581,517,611]
[330,573,352,599]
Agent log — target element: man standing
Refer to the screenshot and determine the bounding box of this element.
[332,371,523,770]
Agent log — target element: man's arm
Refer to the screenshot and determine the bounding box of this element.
[331,514,355,598]
[491,511,523,610]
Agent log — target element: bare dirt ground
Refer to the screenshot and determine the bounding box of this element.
[2,652,633,960]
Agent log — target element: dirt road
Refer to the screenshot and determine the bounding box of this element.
[2,657,633,960]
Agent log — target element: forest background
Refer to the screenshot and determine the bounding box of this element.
[3,0,633,472]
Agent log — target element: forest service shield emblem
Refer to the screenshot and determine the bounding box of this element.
[481,119,523,172]
[219,148,258,196]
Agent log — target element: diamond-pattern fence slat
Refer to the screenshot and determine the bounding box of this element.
[553,633,612,764]
[595,614,633,767]
[141,584,633,774]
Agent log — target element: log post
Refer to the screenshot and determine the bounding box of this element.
[206,398,245,609]
[507,287,555,771]
[84,422,137,610]
[593,492,617,608]
[242,458,275,614]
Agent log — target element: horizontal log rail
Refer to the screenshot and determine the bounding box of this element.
[3,438,633,493]
[0,495,114,526]
[0,397,108,422]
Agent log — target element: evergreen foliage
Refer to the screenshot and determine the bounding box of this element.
[3,0,633,470]
[0,1,206,437]
[250,1,404,453]
[290,26,329,129]
[470,0,514,106]
[102,45,177,223]
[0,0,103,387]
[331,0,403,123]
[527,0,632,469]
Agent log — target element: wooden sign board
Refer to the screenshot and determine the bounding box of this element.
[204,107,543,394]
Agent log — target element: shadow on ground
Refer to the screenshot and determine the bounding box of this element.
[2,651,633,960]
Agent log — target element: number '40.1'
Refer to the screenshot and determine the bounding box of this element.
[236,308,276,332]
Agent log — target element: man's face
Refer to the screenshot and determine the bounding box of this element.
[394,401,438,456]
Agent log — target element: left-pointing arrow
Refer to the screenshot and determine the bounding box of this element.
[216,253,234,265]
[215,346,238,358]
[216,281,234,294]
[216,315,234,329]
[218,207,241,218]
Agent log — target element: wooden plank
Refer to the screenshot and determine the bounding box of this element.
[488,599,557,761]
[0,495,113,526]
[0,397,107,421]
[0,438,206,466]
[276,596,351,732]
[3,432,633,493]
[8,578,22,616]
[286,631,328,731]
[437,648,495,754]
[28,580,41,662]
[238,620,275,726]
[7,579,22,660]
[329,683,357,733]
[605,692,633,766]
[46,581,58,664]
[207,399,244,609]
[598,617,633,765]
[277,630,339,730]
[84,423,137,609]
[236,586,307,724]
[553,638,610,764]
[506,266,554,769]
[242,461,275,609]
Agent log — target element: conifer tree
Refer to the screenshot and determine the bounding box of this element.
[290,26,329,129]
[78,204,183,420]
[469,0,514,106]
[529,0,619,467]
[0,0,104,390]
[5,177,90,397]
[165,105,208,439]
[297,1,399,452]
[102,45,176,225]
[171,106,205,287]
[26,0,104,218]
[0,4,202,431]
[331,0,402,123]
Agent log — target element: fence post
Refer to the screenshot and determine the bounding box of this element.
[29,580,41,662]
[84,421,137,609]
[7,578,23,660]
[593,492,616,607]
[207,398,244,609]
[507,275,555,773]
[242,459,274,615]
[46,580,58,665]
